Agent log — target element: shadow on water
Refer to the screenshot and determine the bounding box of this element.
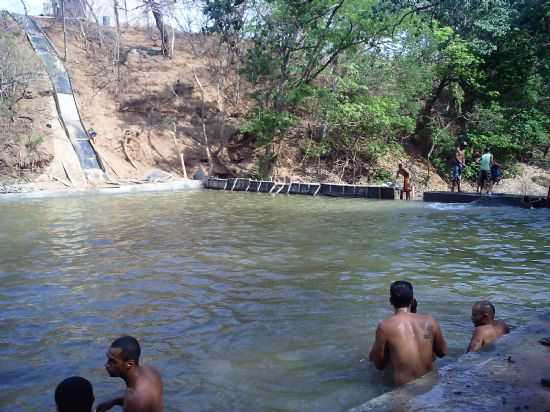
[0,191,549,411]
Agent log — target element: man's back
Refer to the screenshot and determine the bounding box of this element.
[125,365,163,412]
[376,312,447,385]
[455,147,465,165]
[480,153,492,171]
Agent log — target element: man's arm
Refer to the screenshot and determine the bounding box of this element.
[95,396,124,412]
[369,323,389,370]
[432,319,448,358]
[466,328,485,352]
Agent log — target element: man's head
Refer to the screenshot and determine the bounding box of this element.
[105,335,141,378]
[484,147,490,154]
[55,376,94,412]
[471,301,495,326]
[398,163,403,170]
[390,281,414,309]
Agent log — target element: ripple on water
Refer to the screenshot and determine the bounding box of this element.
[0,192,549,412]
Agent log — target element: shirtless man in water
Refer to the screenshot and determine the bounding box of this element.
[96,336,163,412]
[369,281,448,385]
[396,163,411,200]
[467,301,510,352]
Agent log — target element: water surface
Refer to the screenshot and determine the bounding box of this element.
[0,191,548,411]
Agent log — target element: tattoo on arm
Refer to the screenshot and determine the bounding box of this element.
[424,324,434,339]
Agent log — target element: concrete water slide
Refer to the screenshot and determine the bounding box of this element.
[12,14,105,182]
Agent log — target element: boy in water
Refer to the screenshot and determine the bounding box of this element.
[467,301,510,352]
[55,376,95,412]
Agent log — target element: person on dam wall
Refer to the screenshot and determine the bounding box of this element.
[395,164,412,200]
[369,281,448,385]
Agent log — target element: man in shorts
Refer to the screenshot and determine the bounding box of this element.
[396,163,411,200]
[479,148,493,194]
[451,143,466,192]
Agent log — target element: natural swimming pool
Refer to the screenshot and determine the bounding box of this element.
[0,190,548,411]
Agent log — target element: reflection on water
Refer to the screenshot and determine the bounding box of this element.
[0,192,549,412]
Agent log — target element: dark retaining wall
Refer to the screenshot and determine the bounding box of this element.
[205,178,397,200]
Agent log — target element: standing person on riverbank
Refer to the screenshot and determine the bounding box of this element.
[96,336,164,412]
[479,148,493,194]
[55,376,95,412]
[396,163,411,200]
[451,143,466,192]
[369,281,448,385]
[467,301,510,352]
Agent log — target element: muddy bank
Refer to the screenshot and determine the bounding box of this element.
[350,313,550,412]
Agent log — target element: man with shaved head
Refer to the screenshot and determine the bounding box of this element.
[96,336,163,412]
[467,301,510,352]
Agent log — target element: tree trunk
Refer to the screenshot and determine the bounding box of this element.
[414,77,448,153]
[83,0,103,48]
[113,0,121,95]
[61,0,68,61]
[193,69,214,177]
[150,2,170,57]
[19,0,28,15]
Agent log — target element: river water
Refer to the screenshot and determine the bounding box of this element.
[0,190,548,412]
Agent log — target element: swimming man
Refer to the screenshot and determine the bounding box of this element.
[96,336,164,412]
[369,281,448,385]
[467,301,510,352]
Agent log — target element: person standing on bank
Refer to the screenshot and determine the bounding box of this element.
[396,163,412,200]
[479,148,493,194]
[451,142,466,192]
[96,336,164,412]
[369,281,448,385]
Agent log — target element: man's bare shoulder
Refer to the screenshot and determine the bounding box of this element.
[496,320,510,332]
[126,366,163,412]
[135,366,162,393]
[141,365,162,379]
[381,313,435,329]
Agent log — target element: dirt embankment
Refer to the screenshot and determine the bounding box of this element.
[0,16,56,185]
[36,19,450,193]
[4,18,549,197]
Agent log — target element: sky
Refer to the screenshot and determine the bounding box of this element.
[1,0,203,30]
[3,0,46,15]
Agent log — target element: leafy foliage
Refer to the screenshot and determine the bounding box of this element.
[202,0,549,180]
